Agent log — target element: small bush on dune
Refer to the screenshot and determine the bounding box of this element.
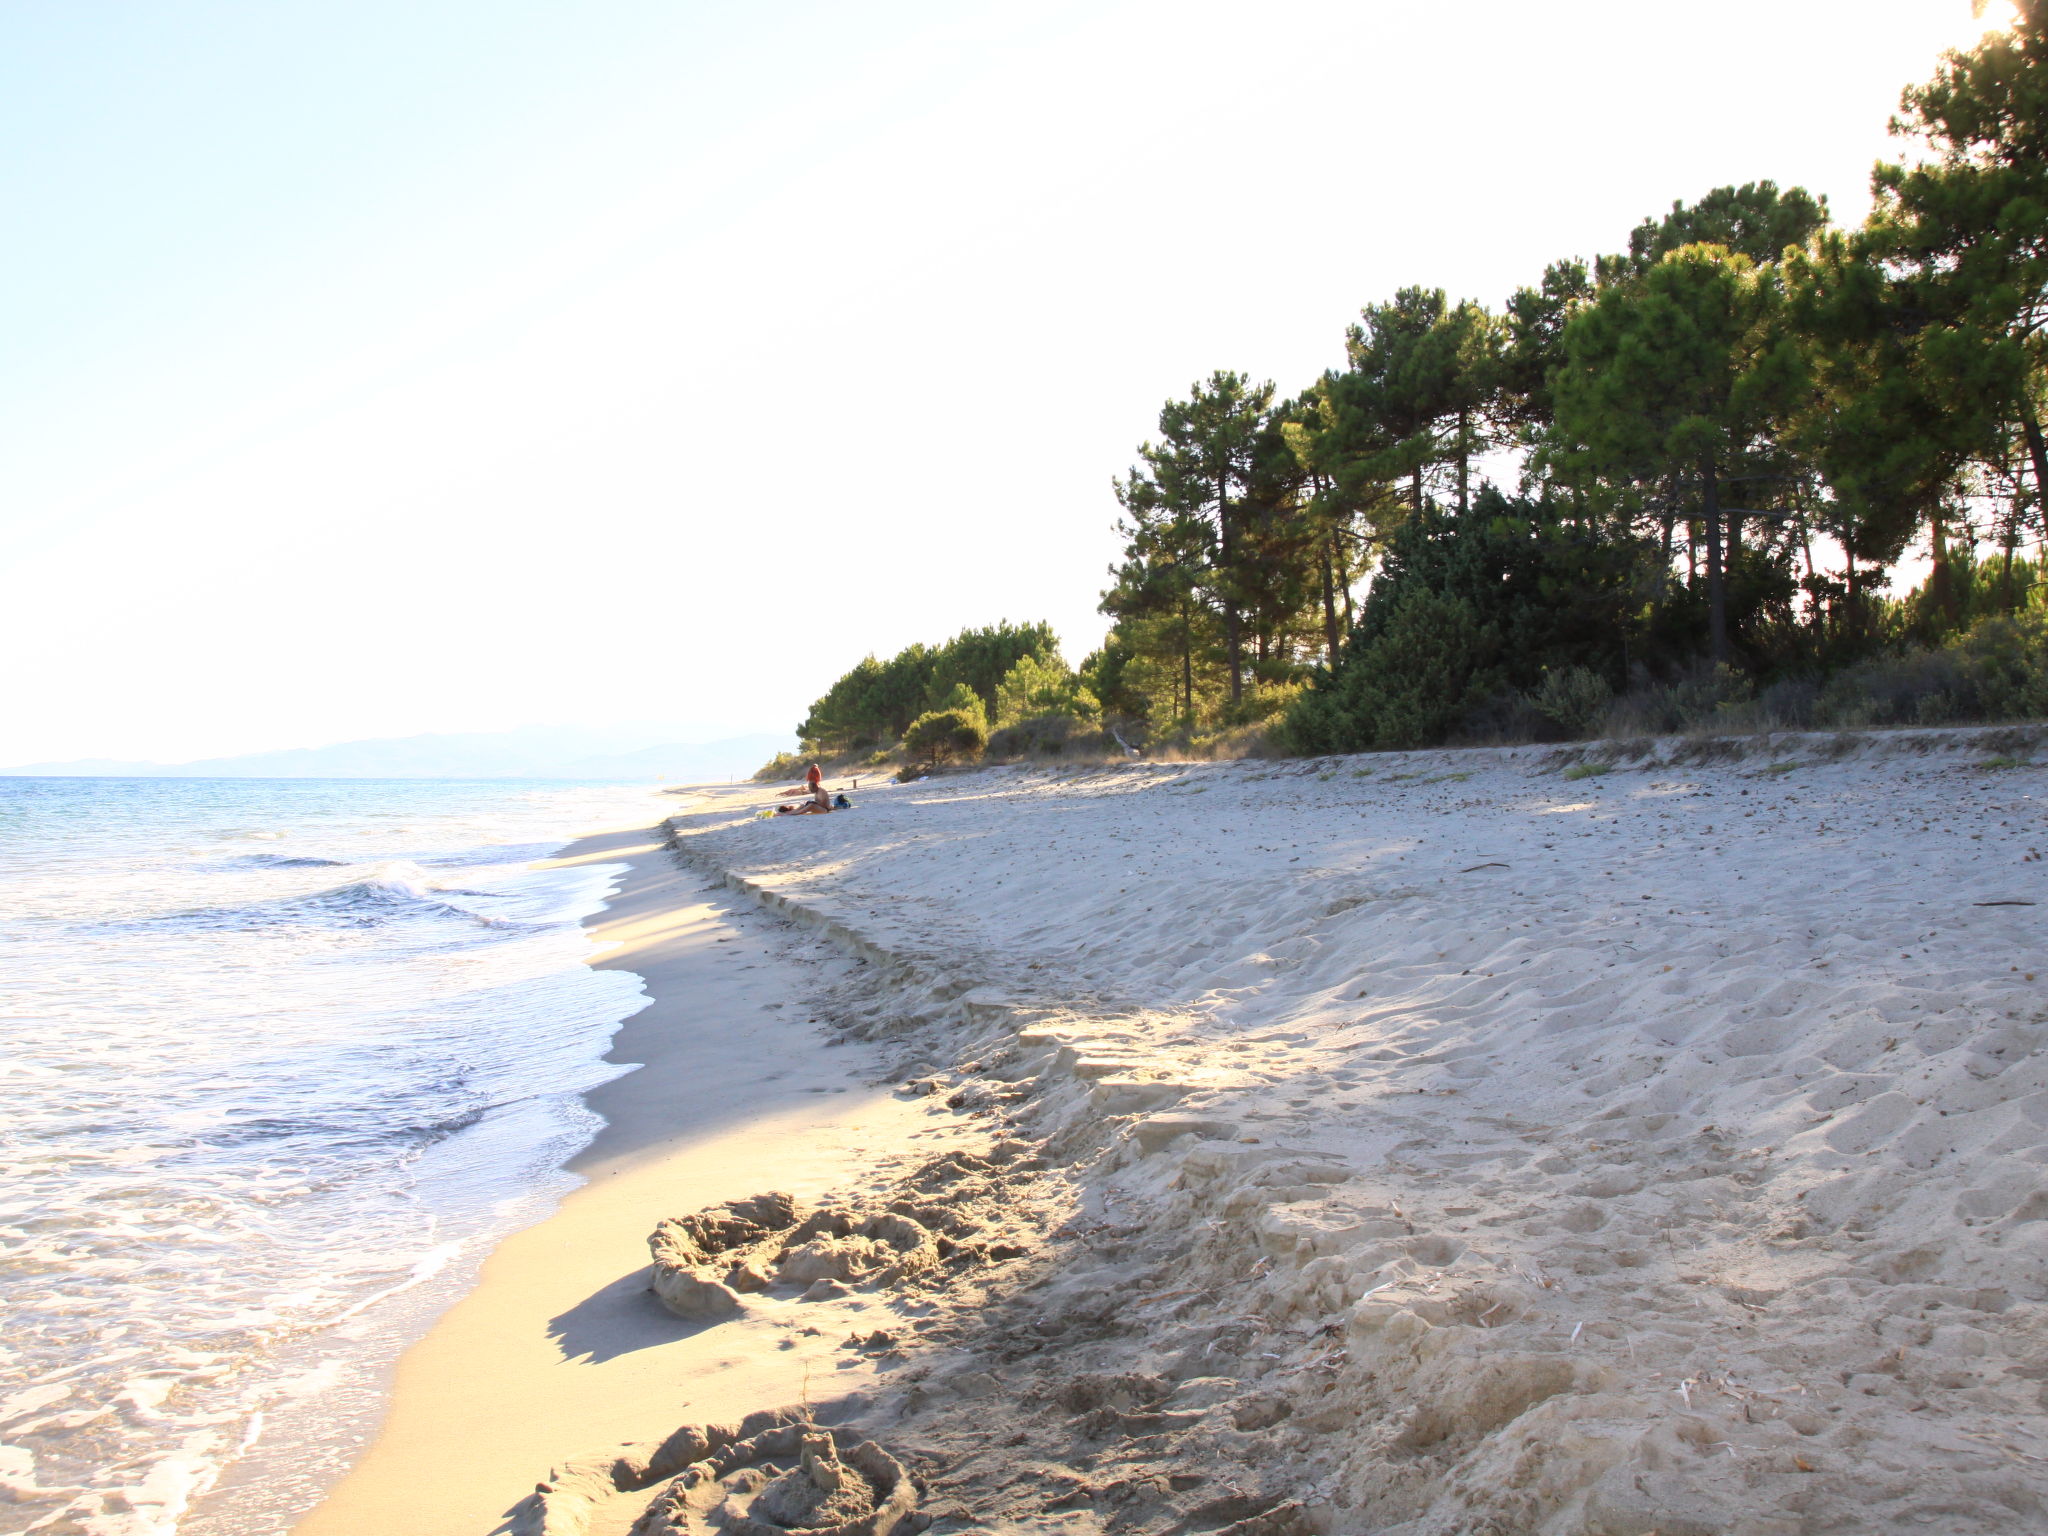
[903,687,989,768]
[1458,689,1551,745]
[1752,677,1821,730]
[985,712,1113,760]
[1219,680,1306,730]
[1279,589,1498,754]
[1599,663,1752,738]
[1949,611,2048,720]
[1581,613,2048,741]
[993,653,1098,729]
[1185,721,1283,759]
[1528,667,1613,739]
[1808,612,2048,729]
[1815,650,1971,728]
[752,750,806,782]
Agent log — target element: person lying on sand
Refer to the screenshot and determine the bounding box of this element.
[775,785,834,815]
[778,762,826,797]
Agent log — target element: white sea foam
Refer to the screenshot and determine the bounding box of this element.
[0,777,666,1536]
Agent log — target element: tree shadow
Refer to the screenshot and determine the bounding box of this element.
[547,1264,720,1364]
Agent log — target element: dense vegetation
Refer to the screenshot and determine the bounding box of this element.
[1102,8,2048,752]
[791,621,1058,755]
[772,12,2048,776]
[766,621,1115,775]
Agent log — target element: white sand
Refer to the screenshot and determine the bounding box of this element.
[644,731,2048,1535]
[297,733,2048,1535]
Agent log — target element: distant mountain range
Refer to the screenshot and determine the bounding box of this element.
[1,725,791,782]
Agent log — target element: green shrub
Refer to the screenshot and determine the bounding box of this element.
[1219,680,1306,730]
[903,700,988,767]
[993,653,1098,728]
[985,712,1113,759]
[798,621,1058,753]
[1949,610,2048,720]
[752,750,807,782]
[1184,720,1281,759]
[1562,762,1612,781]
[1359,589,1498,749]
[1600,662,1753,737]
[1528,667,1613,739]
[1280,490,1669,754]
[928,681,987,723]
[1282,587,1496,753]
[1809,611,2048,729]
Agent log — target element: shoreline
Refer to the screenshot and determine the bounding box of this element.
[290,819,976,1536]
[291,730,2048,1534]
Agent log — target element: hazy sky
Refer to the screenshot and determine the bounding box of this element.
[0,0,2009,764]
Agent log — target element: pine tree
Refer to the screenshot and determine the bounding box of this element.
[1869,1,2048,507]
[1782,229,1997,641]
[1108,372,1275,705]
[1550,246,1805,662]
[1101,461,1213,724]
[1500,259,1595,436]
[1332,289,1503,517]
[1601,181,1831,285]
[1277,383,1395,664]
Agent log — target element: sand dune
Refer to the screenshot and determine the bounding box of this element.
[638,730,2047,1535]
[301,729,2048,1535]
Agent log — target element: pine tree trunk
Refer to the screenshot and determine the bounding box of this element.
[1179,602,1194,723]
[1457,407,1470,515]
[1845,551,1862,646]
[1411,466,1423,516]
[1928,504,1958,630]
[1321,536,1340,665]
[1218,472,1242,705]
[1336,523,1355,630]
[2021,400,2048,528]
[1704,463,1729,664]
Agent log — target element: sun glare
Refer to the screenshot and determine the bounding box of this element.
[1974,0,2022,35]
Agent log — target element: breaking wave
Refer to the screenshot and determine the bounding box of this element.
[164,865,533,933]
[0,776,662,1536]
[213,853,349,869]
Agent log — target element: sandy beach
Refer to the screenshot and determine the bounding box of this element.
[291,826,985,1535]
[296,728,2048,1535]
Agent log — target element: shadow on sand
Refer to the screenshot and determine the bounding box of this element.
[546,1263,720,1364]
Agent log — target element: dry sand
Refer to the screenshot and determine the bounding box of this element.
[296,729,2048,1535]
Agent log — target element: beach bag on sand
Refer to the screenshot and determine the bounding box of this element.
[834,795,852,808]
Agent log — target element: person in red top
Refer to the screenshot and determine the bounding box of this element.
[805,762,822,791]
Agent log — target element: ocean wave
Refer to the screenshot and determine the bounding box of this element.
[2,777,660,1536]
[413,841,562,868]
[186,1101,492,1152]
[156,866,540,934]
[212,853,348,869]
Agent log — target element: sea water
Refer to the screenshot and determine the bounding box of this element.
[0,777,670,1535]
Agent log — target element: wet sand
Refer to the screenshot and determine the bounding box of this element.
[291,823,963,1536]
